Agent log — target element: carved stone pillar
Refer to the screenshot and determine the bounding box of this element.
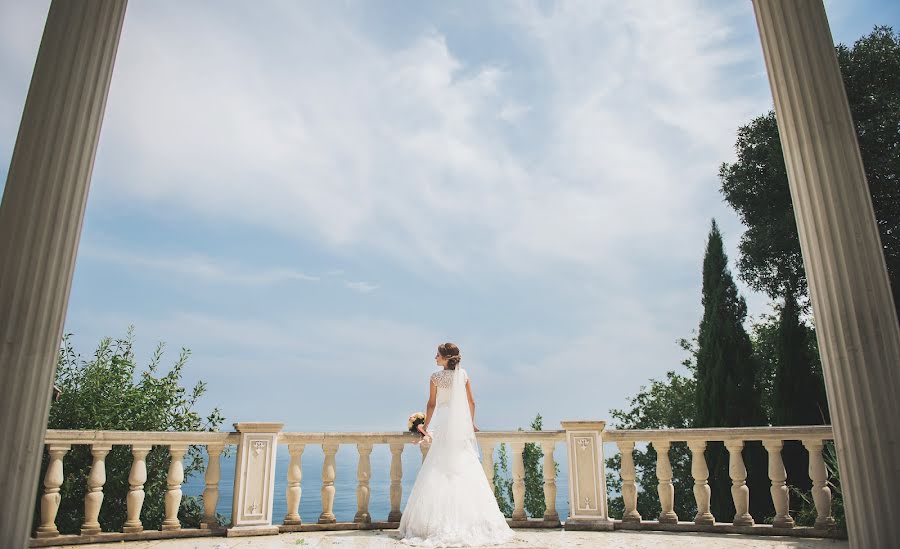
[201,444,225,530]
[688,440,714,525]
[124,445,151,533]
[752,1,900,546]
[0,2,127,545]
[616,441,641,523]
[725,440,753,527]
[228,422,283,537]
[511,442,527,521]
[763,440,795,528]
[162,445,187,531]
[540,441,560,524]
[388,443,404,522]
[561,421,614,531]
[36,445,70,538]
[284,443,304,526]
[653,440,678,524]
[803,439,836,530]
[354,443,373,523]
[318,443,339,524]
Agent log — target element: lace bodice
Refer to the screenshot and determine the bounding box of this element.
[431,368,466,388]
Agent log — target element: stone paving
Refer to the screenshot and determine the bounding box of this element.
[52,529,849,549]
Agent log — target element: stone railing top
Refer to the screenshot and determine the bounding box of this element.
[278,430,567,445]
[44,429,240,446]
[604,425,834,443]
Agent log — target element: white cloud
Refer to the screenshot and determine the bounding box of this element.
[345,281,378,294]
[82,243,319,285]
[89,0,771,281]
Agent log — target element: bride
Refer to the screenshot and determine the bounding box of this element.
[399,343,516,547]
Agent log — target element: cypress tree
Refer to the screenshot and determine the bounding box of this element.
[695,220,769,521]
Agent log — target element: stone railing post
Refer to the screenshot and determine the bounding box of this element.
[803,439,836,529]
[36,444,70,538]
[616,441,641,524]
[653,440,678,524]
[354,442,373,523]
[688,440,714,525]
[388,443,404,522]
[479,440,495,487]
[541,441,560,524]
[561,421,614,530]
[124,445,151,533]
[162,445,187,531]
[511,442,527,521]
[81,444,111,535]
[228,422,283,536]
[763,440,795,528]
[319,443,339,524]
[284,443,304,526]
[200,444,225,530]
[725,439,754,526]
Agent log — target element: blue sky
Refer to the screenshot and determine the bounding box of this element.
[2,0,898,432]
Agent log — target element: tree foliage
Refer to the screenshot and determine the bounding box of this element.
[492,413,559,519]
[32,328,225,534]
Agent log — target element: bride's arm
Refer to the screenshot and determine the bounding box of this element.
[421,381,438,433]
[466,379,478,431]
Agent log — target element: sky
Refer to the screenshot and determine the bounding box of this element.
[2,0,898,433]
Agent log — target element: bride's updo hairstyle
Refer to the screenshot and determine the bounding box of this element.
[438,343,462,370]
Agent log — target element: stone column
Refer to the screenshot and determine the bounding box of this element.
[653,440,678,524]
[0,1,127,546]
[162,445,187,531]
[124,445,152,533]
[36,445,70,538]
[318,443,339,524]
[284,443,304,526]
[81,445,112,535]
[479,440,495,486]
[725,440,753,527]
[561,421,614,531]
[688,440,714,526]
[803,439,836,529]
[354,443,373,524]
[616,441,641,524]
[388,443,404,522]
[763,440,795,529]
[540,441,560,524]
[752,2,900,546]
[510,442,527,521]
[201,444,225,530]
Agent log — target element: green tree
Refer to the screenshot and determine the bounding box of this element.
[32,328,225,535]
[719,26,900,315]
[491,413,560,519]
[695,220,769,521]
[605,346,697,522]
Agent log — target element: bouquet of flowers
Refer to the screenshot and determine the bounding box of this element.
[408,412,425,433]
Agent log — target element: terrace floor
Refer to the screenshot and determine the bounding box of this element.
[51,529,849,549]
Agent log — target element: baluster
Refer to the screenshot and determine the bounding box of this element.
[479,440,495,486]
[540,441,559,523]
[803,439,836,529]
[388,443,404,522]
[653,440,678,524]
[688,440,714,525]
[763,440,795,528]
[511,442,526,520]
[81,444,112,535]
[617,441,641,523]
[725,439,754,526]
[616,441,641,522]
[124,445,152,533]
[201,444,224,529]
[355,442,373,523]
[162,445,187,531]
[36,444,70,538]
[319,443,338,523]
[284,443,304,525]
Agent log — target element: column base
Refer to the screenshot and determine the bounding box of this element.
[564,517,615,531]
[693,513,715,526]
[35,527,60,538]
[732,514,754,527]
[773,516,796,528]
[622,513,642,524]
[283,517,302,526]
[227,525,280,537]
[80,524,100,536]
[387,511,402,522]
[815,517,837,529]
[354,513,371,523]
[318,514,337,524]
[122,525,144,533]
[659,512,679,524]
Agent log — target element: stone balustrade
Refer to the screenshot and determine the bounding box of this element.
[604,425,839,536]
[30,423,842,547]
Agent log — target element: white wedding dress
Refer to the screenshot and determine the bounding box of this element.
[399,368,515,547]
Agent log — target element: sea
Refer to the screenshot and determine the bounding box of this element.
[182,443,571,524]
